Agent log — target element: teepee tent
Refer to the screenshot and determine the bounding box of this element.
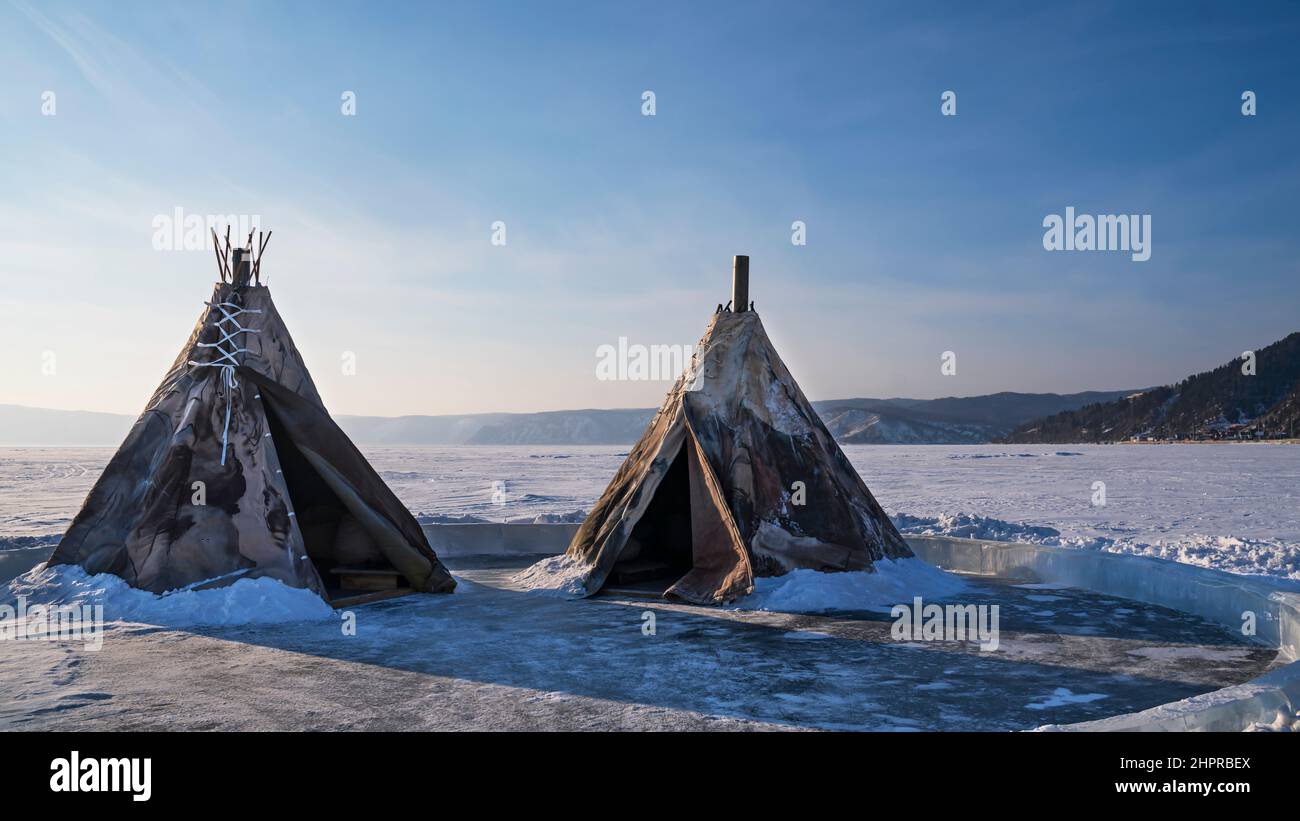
[565,256,911,604]
[49,230,455,604]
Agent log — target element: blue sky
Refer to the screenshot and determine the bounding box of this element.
[2,0,1298,416]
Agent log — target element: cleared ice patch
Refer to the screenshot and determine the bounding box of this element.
[512,554,590,597]
[444,574,481,595]
[4,565,334,626]
[1025,688,1109,710]
[733,557,968,614]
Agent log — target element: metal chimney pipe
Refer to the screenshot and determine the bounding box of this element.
[732,255,749,312]
[231,248,252,286]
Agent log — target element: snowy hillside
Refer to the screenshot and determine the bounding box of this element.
[1005,332,1300,443]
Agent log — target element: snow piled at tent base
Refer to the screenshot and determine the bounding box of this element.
[4,564,336,626]
[733,557,970,614]
[512,555,592,597]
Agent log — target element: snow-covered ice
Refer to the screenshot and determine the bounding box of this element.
[3,442,1298,581]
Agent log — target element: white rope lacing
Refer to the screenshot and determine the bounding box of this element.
[187,301,262,465]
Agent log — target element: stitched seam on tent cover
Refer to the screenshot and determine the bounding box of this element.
[187,300,262,465]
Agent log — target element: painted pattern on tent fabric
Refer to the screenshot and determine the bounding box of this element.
[49,282,455,598]
[566,310,911,604]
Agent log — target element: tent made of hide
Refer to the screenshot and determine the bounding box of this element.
[48,236,455,604]
[564,262,911,604]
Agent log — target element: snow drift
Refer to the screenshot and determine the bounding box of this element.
[4,564,335,627]
[733,557,969,614]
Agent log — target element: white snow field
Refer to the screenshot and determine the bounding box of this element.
[4,443,1296,580]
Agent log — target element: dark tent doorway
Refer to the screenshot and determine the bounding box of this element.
[607,444,695,594]
[595,425,752,603]
[261,399,411,605]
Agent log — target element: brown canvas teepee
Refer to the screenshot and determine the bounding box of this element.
[565,257,911,604]
[48,232,455,603]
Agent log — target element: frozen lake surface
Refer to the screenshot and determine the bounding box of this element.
[1,443,1297,580]
[3,446,1296,732]
[0,555,1277,732]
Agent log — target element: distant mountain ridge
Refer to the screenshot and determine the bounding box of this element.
[0,390,1138,447]
[14,329,1297,448]
[1003,332,1300,443]
[335,408,653,446]
[0,405,138,447]
[812,391,1138,444]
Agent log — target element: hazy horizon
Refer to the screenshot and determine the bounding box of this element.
[4,383,1152,420]
[3,1,1299,417]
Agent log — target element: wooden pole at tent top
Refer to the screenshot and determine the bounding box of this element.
[732,255,749,312]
